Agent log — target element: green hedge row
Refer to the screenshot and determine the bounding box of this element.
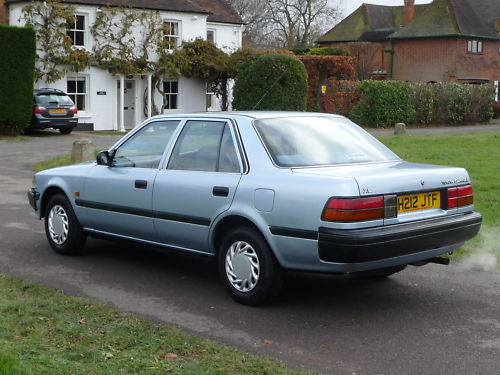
[349,80,493,127]
[0,24,36,134]
[232,53,308,111]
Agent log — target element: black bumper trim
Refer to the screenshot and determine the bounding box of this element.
[27,188,40,210]
[269,226,318,240]
[318,212,482,263]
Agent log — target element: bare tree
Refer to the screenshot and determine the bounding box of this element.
[229,0,342,48]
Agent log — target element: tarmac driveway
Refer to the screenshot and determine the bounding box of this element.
[1,129,499,375]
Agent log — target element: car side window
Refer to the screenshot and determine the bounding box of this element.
[168,121,241,173]
[112,120,180,169]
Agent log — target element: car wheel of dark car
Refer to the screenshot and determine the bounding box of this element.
[353,265,407,279]
[44,193,86,255]
[219,226,284,306]
[59,128,73,135]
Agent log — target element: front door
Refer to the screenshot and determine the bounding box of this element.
[153,119,243,253]
[77,120,181,241]
[117,79,136,129]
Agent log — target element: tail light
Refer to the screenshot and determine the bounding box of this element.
[322,196,391,222]
[447,185,473,209]
[70,106,78,114]
[33,105,46,114]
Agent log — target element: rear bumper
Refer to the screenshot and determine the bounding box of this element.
[318,212,482,263]
[30,116,78,129]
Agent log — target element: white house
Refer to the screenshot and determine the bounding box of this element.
[6,0,243,130]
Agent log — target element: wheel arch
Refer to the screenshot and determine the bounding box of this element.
[40,186,70,218]
[211,213,284,266]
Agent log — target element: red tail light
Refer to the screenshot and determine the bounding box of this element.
[70,106,78,114]
[447,185,473,209]
[33,105,46,114]
[322,196,385,222]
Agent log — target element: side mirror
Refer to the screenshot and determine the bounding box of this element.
[96,151,111,166]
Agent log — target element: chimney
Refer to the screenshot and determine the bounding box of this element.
[403,0,415,25]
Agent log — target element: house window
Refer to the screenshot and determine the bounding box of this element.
[67,15,86,47]
[163,80,178,110]
[67,76,88,111]
[164,21,180,48]
[467,40,483,54]
[206,83,214,110]
[207,29,215,43]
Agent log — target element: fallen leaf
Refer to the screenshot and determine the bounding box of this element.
[162,353,178,360]
[104,353,114,360]
[79,318,86,325]
[263,339,273,345]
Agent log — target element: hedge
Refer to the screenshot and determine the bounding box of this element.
[348,80,493,127]
[232,53,308,111]
[0,24,36,134]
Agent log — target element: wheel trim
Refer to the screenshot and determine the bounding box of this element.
[225,241,260,293]
[48,205,69,245]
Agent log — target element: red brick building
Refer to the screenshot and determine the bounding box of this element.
[318,0,500,84]
[0,0,7,24]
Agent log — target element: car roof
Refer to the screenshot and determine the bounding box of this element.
[149,111,346,121]
[34,88,68,95]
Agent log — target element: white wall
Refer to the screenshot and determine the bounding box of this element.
[9,2,243,130]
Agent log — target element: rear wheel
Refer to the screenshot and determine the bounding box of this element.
[59,128,73,134]
[218,227,284,306]
[44,193,86,255]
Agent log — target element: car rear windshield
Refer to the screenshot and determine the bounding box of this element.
[254,116,399,167]
[35,93,74,106]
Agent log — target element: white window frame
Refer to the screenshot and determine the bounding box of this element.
[206,82,215,110]
[467,39,483,54]
[162,79,179,111]
[163,20,181,49]
[67,75,89,112]
[67,13,87,48]
[207,28,216,43]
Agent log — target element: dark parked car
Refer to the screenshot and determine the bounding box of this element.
[29,88,78,134]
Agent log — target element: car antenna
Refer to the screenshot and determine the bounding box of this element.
[252,70,287,110]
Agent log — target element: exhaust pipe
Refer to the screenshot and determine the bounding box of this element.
[412,257,450,267]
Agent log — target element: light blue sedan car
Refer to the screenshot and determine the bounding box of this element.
[28,112,482,305]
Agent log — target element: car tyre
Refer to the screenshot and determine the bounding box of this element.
[353,265,407,279]
[44,193,86,255]
[59,128,73,135]
[218,227,284,306]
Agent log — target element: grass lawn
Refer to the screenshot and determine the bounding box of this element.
[0,274,316,375]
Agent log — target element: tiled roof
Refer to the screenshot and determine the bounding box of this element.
[5,0,243,24]
[196,0,242,24]
[317,3,428,43]
[319,0,500,43]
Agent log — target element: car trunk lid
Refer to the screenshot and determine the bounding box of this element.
[292,161,471,224]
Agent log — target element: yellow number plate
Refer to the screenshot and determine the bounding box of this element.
[397,191,441,213]
[49,109,66,114]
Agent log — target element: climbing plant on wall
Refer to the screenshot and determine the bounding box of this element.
[21,0,90,82]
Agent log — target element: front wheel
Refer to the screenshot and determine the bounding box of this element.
[44,193,86,255]
[218,227,284,306]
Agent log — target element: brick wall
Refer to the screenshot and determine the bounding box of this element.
[0,0,6,24]
[318,41,392,80]
[392,37,500,83]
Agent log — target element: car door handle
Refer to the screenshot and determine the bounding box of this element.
[213,186,229,197]
[135,180,147,189]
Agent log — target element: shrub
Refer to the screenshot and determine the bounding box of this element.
[0,24,35,134]
[232,53,308,111]
[410,83,435,124]
[349,80,415,127]
[349,81,493,127]
[307,47,350,56]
